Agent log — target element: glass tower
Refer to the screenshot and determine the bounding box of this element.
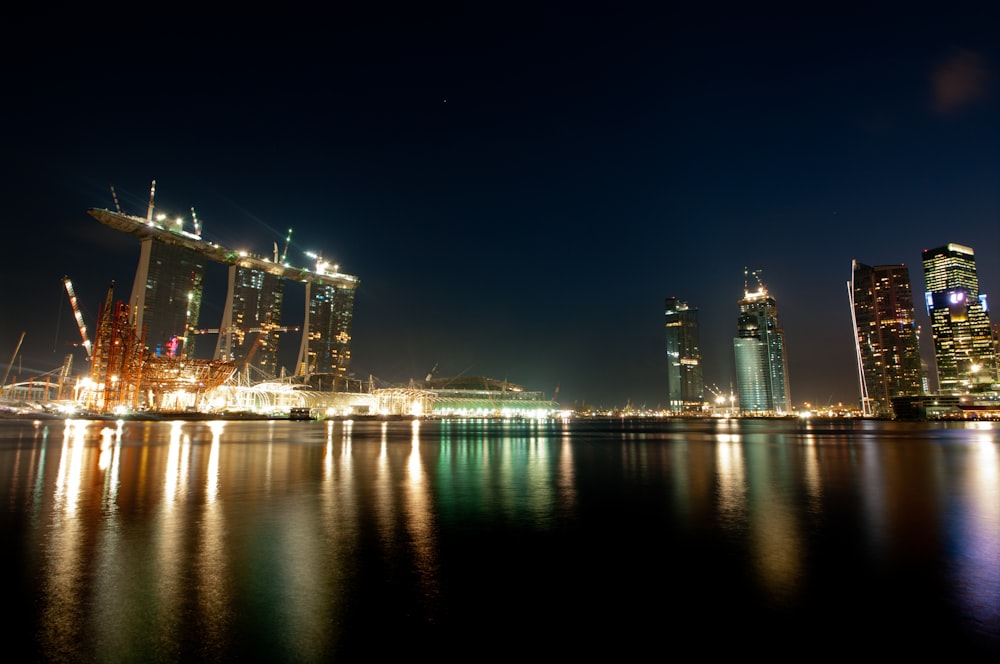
[733,270,790,415]
[921,243,997,393]
[848,260,923,416]
[664,297,704,413]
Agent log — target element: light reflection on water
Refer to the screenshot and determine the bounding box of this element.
[1,417,997,659]
[953,435,1000,635]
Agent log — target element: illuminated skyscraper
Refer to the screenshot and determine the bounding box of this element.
[848,261,923,416]
[130,237,206,358]
[733,270,790,414]
[296,277,357,384]
[921,243,997,393]
[215,264,286,377]
[664,296,704,413]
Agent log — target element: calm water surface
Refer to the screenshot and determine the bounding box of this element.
[1,416,998,661]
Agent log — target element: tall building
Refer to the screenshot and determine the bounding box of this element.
[922,243,997,393]
[297,278,357,383]
[664,297,704,413]
[130,238,206,358]
[88,186,360,384]
[214,264,287,377]
[848,260,923,417]
[733,270,790,415]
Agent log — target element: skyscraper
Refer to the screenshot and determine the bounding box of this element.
[215,264,287,377]
[664,296,704,413]
[848,260,923,416]
[130,237,206,358]
[733,270,790,415]
[297,278,357,383]
[922,243,997,393]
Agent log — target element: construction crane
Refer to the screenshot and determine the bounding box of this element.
[193,325,300,335]
[146,179,156,222]
[240,334,266,374]
[743,267,766,295]
[273,228,294,264]
[2,331,25,389]
[110,184,122,213]
[281,228,292,264]
[62,276,93,361]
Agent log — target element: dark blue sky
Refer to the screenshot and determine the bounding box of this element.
[3,3,999,408]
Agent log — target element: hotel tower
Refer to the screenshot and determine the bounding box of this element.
[88,182,359,385]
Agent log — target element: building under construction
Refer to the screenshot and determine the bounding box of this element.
[88,181,358,369]
[78,281,237,414]
[41,182,560,419]
[75,181,360,414]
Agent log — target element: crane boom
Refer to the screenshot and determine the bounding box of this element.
[63,276,93,360]
[280,228,292,264]
[146,179,156,222]
[2,331,25,388]
[193,325,300,335]
[110,184,122,213]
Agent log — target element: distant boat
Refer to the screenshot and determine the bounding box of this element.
[288,407,315,421]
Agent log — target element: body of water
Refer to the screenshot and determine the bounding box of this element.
[1,416,998,660]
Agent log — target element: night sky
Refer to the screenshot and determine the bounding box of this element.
[3,3,998,409]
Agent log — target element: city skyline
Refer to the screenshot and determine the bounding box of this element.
[3,4,998,408]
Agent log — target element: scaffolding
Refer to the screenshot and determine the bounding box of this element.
[141,356,237,411]
[86,285,146,414]
[83,282,238,414]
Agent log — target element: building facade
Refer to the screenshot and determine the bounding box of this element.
[922,243,997,393]
[130,238,206,358]
[664,297,704,413]
[848,260,924,417]
[224,265,286,377]
[296,279,357,383]
[732,271,790,415]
